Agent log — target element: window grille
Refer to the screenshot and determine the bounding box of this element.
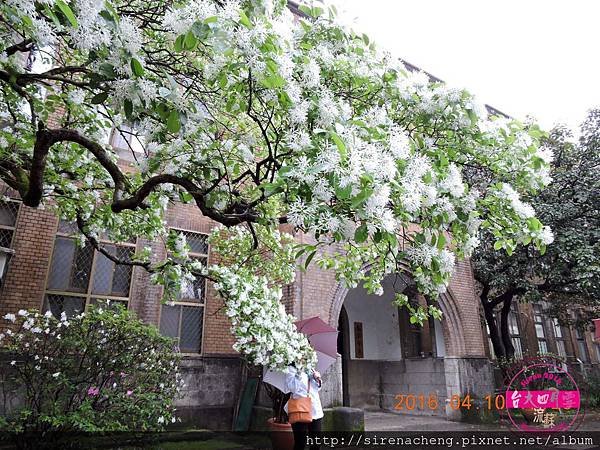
[573,316,590,362]
[533,304,549,355]
[110,125,145,162]
[508,307,523,358]
[553,318,568,358]
[44,221,136,318]
[159,229,208,353]
[0,199,19,248]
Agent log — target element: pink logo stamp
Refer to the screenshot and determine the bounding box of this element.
[505,361,582,432]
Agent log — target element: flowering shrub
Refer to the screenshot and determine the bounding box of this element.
[0,0,553,371]
[0,305,182,442]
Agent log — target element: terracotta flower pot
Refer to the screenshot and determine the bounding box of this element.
[267,417,294,450]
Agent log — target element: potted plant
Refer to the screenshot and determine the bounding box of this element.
[263,383,293,450]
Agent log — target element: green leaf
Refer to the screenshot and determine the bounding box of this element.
[179,191,193,203]
[155,102,170,120]
[90,92,108,104]
[239,10,252,28]
[493,241,503,251]
[99,10,115,23]
[261,74,285,89]
[43,5,61,27]
[167,110,181,133]
[298,5,312,16]
[123,99,133,120]
[330,132,347,163]
[354,224,368,243]
[467,109,478,125]
[335,184,352,200]
[527,217,543,232]
[351,188,373,209]
[174,35,185,52]
[294,246,308,260]
[130,58,144,77]
[183,31,198,50]
[55,0,77,27]
[262,183,283,196]
[304,250,317,270]
[278,166,293,177]
[98,63,116,79]
[437,233,446,250]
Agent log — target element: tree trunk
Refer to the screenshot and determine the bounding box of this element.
[483,300,505,358]
[500,295,515,359]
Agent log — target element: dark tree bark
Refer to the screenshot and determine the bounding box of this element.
[483,300,505,358]
[499,294,515,359]
[479,284,524,360]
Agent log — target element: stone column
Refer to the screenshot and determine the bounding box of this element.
[320,356,343,408]
[444,356,494,421]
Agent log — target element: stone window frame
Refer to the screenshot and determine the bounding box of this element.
[507,304,524,359]
[42,220,137,318]
[158,228,209,355]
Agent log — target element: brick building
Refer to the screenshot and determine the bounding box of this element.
[1,3,596,430]
[0,153,497,428]
[3,182,598,429]
[481,300,600,378]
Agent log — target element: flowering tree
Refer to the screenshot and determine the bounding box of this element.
[0,0,552,370]
[473,110,600,359]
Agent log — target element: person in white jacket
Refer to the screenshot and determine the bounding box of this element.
[284,365,323,450]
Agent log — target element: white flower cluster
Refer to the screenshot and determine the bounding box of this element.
[498,183,536,219]
[210,265,317,371]
[405,244,456,294]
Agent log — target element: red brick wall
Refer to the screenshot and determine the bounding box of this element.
[0,195,238,356]
[1,195,491,361]
[0,205,58,319]
[292,231,488,358]
[447,259,487,356]
[124,201,238,355]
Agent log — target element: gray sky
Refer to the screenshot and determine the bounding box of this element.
[327,0,600,132]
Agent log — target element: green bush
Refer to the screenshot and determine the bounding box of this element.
[586,373,600,409]
[0,304,182,444]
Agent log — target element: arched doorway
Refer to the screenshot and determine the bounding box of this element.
[317,261,495,421]
[333,273,448,414]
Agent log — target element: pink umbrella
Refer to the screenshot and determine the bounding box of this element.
[295,316,339,374]
[262,316,339,392]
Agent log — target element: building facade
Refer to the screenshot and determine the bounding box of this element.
[0,161,498,428]
[1,4,594,427]
[482,301,600,379]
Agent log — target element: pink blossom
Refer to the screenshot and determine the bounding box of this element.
[126,390,133,396]
[87,386,100,397]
